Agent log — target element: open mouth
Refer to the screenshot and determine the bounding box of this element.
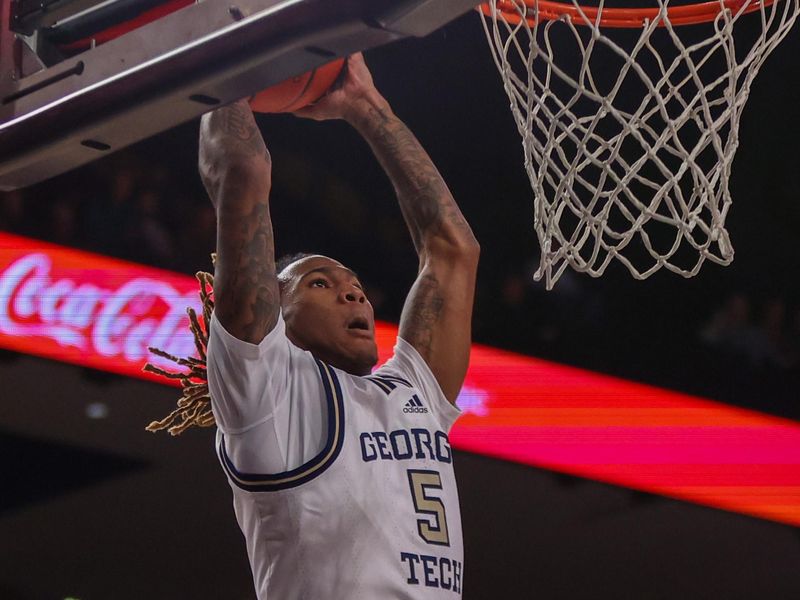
[347,317,370,331]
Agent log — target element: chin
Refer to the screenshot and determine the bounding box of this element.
[351,351,378,376]
[313,346,376,376]
[353,350,379,376]
[329,358,373,377]
[309,337,378,375]
[353,364,374,376]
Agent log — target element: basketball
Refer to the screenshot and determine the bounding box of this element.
[249,58,346,114]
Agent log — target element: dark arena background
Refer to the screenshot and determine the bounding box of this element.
[1,3,800,599]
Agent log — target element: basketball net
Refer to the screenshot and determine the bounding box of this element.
[480,0,799,288]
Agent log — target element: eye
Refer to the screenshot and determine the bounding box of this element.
[310,278,329,288]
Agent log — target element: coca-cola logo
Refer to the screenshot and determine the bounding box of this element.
[0,252,201,368]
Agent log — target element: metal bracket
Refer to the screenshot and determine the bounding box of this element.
[0,0,479,190]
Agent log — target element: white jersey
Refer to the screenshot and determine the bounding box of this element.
[207,314,464,599]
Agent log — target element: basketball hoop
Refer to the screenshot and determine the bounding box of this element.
[483,0,775,27]
[480,0,799,288]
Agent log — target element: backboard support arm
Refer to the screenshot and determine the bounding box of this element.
[0,0,479,190]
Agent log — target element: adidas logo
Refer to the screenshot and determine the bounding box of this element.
[403,395,428,414]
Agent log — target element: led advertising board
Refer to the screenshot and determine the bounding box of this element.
[1,232,798,526]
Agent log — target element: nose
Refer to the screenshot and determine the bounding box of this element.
[341,287,366,304]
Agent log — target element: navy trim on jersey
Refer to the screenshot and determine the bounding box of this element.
[364,374,412,394]
[365,377,393,394]
[217,360,345,492]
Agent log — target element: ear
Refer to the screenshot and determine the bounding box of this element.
[282,315,308,352]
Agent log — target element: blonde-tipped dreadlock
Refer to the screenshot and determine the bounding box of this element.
[144,269,216,436]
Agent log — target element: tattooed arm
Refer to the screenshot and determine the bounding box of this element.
[297,55,479,404]
[199,99,280,344]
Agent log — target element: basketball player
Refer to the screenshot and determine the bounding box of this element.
[201,53,479,598]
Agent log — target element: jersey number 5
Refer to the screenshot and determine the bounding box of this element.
[407,469,450,546]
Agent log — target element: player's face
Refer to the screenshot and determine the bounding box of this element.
[280,255,378,375]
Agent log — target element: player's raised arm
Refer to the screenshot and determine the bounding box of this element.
[296,54,479,403]
[199,99,280,344]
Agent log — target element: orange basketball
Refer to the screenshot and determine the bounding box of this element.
[249,59,346,114]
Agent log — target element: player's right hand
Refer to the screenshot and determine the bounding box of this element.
[293,53,388,123]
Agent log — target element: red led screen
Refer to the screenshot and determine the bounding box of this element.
[1,232,798,526]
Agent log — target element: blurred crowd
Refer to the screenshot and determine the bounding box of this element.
[1,146,798,421]
[0,155,216,274]
[700,293,800,371]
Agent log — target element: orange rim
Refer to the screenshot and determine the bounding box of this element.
[480,0,775,27]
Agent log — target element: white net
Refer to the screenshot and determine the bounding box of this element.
[481,0,799,288]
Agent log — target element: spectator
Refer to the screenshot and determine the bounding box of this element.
[83,157,138,257]
[176,201,217,273]
[0,190,27,234]
[130,188,176,267]
[749,297,792,369]
[47,198,79,247]
[699,292,754,356]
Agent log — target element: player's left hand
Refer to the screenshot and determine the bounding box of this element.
[294,53,388,123]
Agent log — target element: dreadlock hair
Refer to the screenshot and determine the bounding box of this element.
[145,251,317,435]
[144,269,215,436]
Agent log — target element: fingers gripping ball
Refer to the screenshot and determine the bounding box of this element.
[249,59,346,113]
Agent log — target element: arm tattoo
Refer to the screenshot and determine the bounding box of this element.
[354,101,477,401]
[215,202,279,342]
[218,102,270,161]
[201,100,279,343]
[355,105,474,254]
[400,274,445,359]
